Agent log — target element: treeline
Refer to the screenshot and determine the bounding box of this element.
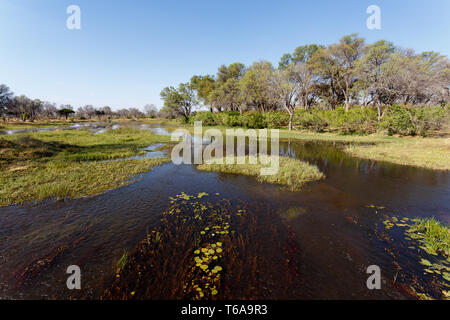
[190,106,449,136]
[160,33,450,131]
[0,85,165,121]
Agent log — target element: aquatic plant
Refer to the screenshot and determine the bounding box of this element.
[101,193,301,300]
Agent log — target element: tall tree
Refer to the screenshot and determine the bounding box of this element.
[328,34,365,111]
[190,75,216,110]
[239,61,278,112]
[0,84,13,120]
[160,83,198,121]
[355,40,395,118]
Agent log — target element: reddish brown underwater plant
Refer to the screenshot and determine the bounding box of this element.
[100,192,301,300]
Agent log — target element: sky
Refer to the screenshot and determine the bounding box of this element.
[1,0,449,110]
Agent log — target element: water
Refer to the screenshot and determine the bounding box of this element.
[0,123,448,299]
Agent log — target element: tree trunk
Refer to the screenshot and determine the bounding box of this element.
[288,111,294,131]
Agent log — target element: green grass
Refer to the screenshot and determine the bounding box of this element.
[0,128,170,206]
[408,218,450,258]
[196,156,324,191]
[344,137,450,170]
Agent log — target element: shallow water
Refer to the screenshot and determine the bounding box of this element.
[0,123,448,299]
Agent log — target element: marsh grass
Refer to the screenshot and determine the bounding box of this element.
[196,156,324,191]
[408,218,450,257]
[0,128,170,206]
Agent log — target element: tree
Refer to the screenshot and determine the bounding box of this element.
[0,84,13,120]
[239,61,278,112]
[190,75,216,110]
[328,34,365,111]
[209,78,242,113]
[160,83,198,121]
[58,108,75,119]
[41,102,58,119]
[279,44,324,69]
[144,104,158,117]
[100,106,113,118]
[355,40,396,117]
[217,63,246,85]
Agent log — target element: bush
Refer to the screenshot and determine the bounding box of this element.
[294,108,327,132]
[241,111,265,129]
[189,111,219,126]
[379,105,417,136]
[218,111,242,127]
[328,106,378,134]
[263,111,290,129]
[411,106,449,136]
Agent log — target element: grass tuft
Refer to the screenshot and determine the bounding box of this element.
[196,156,324,191]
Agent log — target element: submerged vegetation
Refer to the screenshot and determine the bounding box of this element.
[100,193,300,300]
[196,156,324,191]
[0,128,170,206]
[369,210,450,300]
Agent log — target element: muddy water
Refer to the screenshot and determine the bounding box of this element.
[0,123,448,299]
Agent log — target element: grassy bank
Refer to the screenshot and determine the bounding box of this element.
[0,128,170,206]
[182,124,450,170]
[277,130,450,171]
[196,156,324,191]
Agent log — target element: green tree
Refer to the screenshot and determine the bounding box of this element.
[160,83,198,121]
[58,108,75,120]
[190,75,216,110]
[328,34,365,111]
[239,61,278,112]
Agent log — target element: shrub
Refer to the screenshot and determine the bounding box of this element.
[263,111,290,129]
[328,106,378,134]
[379,105,417,136]
[219,111,242,127]
[189,111,219,126]
[411,106,449,136]
[241,111,265,129]
[294,108,327,132]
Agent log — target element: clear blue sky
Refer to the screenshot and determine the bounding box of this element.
[1,0,449,110]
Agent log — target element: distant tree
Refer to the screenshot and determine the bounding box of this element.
[58,108,75,120]
[143,104,158,118]
[117,108,130,118]
[41,101,58,119]
[0,84,13,120]
[128,107,143,118]
[100,106,113,118]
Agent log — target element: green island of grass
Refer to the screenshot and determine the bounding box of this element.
[196,155,324,191]
[0,128,170,206]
